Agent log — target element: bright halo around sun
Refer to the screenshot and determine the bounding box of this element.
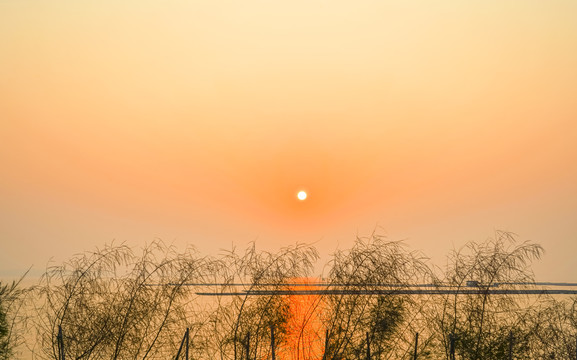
[297,190,307,201]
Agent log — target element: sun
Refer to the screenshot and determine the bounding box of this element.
[297,191,307,201]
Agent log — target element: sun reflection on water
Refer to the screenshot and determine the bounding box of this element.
[279,277,326,360]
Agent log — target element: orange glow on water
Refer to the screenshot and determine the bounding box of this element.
[281,278,325,360]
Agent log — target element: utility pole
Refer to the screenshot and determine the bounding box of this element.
[366,332,371,360]
[245,332,250,360]
[271,326,276,360]
[449,333,455,360]
[57,325,65,360]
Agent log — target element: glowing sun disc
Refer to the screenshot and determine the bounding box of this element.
[297,191,307,201]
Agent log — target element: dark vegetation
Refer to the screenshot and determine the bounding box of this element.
[0,275,28,360]
[2,231,577,359]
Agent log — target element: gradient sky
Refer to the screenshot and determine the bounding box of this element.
[1,0,576,281]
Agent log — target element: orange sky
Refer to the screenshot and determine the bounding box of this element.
[1,0,577,281]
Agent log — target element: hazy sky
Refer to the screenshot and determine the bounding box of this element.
[1,0,576,281]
